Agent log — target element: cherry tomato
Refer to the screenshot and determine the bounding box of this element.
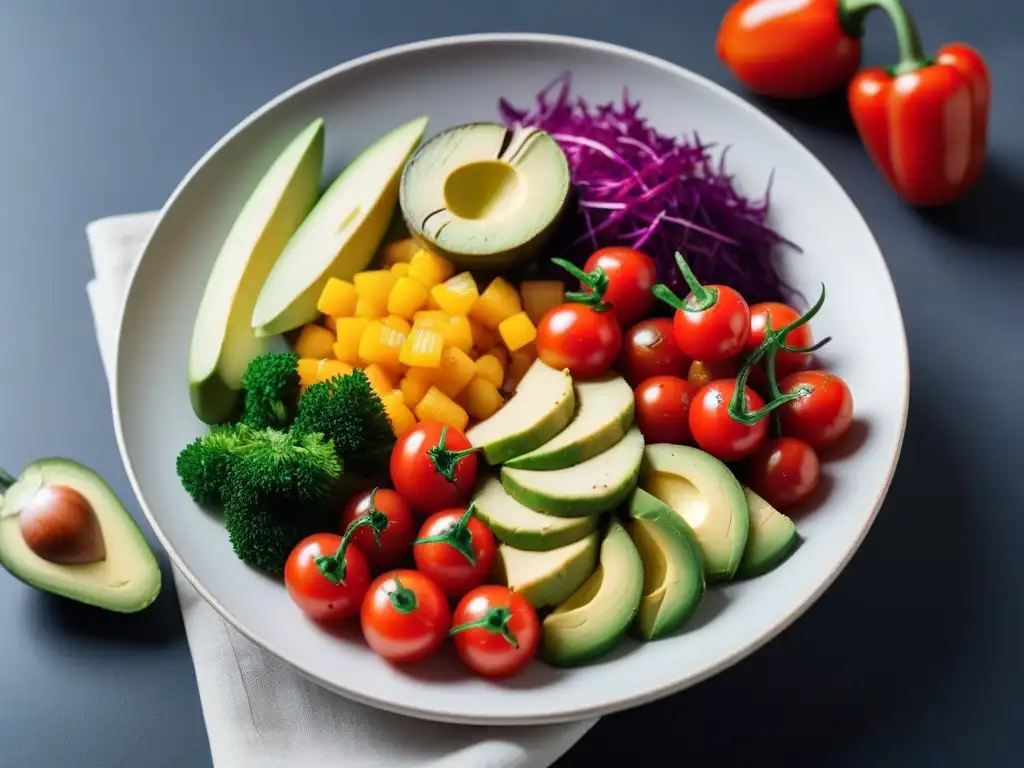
[536,303,622,379]
[687,357,740,389]
[450,585,540,679]
[747,437,821,510]
[360,569,451,665]
[581,246,657,327]
[747,302,814,379]
[778,370,854,449]
[634,376,698,445]
[618,318,691,387]
[413,504,496,597]
[339,488,416,572]
[688,379,768,461]
[285,532,371,623]
[390,421,478,515]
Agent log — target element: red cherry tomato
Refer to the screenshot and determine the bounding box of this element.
[413,504,496,597]
[284,532,371,623]
[747,437,821,509]
[618,318,691,387]
[581,246,657,327]
[688,379,768,461]
[778,370,854,449]
[450,585,540,679]
[339,488,416,572]
[360,569,451,664]
[747,302,814,378]
[536,303,622,379]
[390,421,478,515]
[634,376,698,445]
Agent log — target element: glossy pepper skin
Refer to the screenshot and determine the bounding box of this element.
[839,0,990,207]
[716,0,863,99]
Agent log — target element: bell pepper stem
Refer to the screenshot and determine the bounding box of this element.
[838,0,932,76]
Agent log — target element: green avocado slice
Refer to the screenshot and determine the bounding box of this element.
[491,531,599,610]
[736,487,799,578]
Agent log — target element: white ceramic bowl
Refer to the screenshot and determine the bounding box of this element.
[113,33,909,725]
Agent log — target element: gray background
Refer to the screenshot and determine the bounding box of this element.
[1,0,1021,766]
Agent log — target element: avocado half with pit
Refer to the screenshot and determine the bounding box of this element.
[398,122,570,269]
[0,459,162,613]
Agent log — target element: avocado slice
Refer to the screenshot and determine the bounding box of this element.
[464,360,575,465]
[252,115,429,336]
[736,487,799,578]
[189,118,324,424]
[399,122,570,269]
[541,519,643,667]
[472,473,598,551]
[624,487,705,640]
[0,459,162,613]
[492,530,599,610]
[504,373,634,471]
[639,444,749,582]
[500,426,645,518]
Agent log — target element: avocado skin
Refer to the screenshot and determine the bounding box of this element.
[499,466,639,519]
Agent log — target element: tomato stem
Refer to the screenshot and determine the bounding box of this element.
[449,606,519,648]
[386,575,419,615]
[363,487,389,549]
[413,501,478,565]
[0,467,15,493]
[652,252,718,314]
[552,257,611,311]
[314,510,389,584]
[426,425,479,485]
[838,0,932,76]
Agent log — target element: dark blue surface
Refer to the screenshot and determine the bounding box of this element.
[1,1,1021,766]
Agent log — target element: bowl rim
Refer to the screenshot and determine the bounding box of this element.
[110,31,910,725]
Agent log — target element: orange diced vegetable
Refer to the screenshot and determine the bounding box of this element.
[333,317,369,365]
[400,367,434,408]
[294,324,335,360]
[412,310,450,327]
[457,377,504,421]
[322,315,337,332]
[414,386,469,432]
[317,277,358,317]
[297,358,320,390]
[358,320,405,368]
[387,275,430,319]
[488,345,510,370]
[444,315,473,353]
[390,262,411,278]
[431,272,479,316]
[362,363,393,396]
[470,321,496,355]
[432,347,476,398]
[355,298,385,319]
[354,270,396,316]
[382,238,420,267]
[399,328,444,368]
[317,359,353,382]
[498,311,537,352]
[520,280,565,325]
[408,249,454,287]
[384,315,411,335]
[470,277,522,329]
[474,354,505,389]
[425,292,442,310]
[380,390,417,436]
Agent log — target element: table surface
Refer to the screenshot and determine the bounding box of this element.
[2,0,1022,765]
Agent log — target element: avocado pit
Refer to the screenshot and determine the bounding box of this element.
[18,484,106,565]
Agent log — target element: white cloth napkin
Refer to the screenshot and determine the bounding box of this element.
[84,211,597,768]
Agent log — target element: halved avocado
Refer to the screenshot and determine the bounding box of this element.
[252,115,429,336]
[736,487,799,578]
[504,373,635,471]
[541,519,643,668]
[624,487,705,640]
[188,117,324,424]
[399,122,570,269]
[465,360,575,465]
[491,530,599,610]
[0,459,162,613]
[639,444,749,582]
[500,426,645,518]
[472,473,598,551]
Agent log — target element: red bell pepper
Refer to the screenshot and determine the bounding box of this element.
[838,0,990,207]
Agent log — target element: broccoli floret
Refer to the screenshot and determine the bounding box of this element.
[240,352,301,430]
[175,423,261,506]
[293,368,395,472]
[222,495,314,574]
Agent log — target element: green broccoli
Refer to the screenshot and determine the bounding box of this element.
[175,423,260,506]
[240,352,301,430]
[292,368,395,473]
[222,495,315,574]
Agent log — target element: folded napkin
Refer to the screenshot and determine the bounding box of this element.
[84,212,597,768]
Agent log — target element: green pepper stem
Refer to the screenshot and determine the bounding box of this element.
[386,575,419,614]
[426,426,479,484]
[0,467,15,492]
[652,252,718,314]
[552,257,611,311]
[314,509,388,584]
[449,606,519,648]
[413,502,478,565]
[838,0,932,75]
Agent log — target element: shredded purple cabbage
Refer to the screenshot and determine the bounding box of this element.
[498,72,800,306]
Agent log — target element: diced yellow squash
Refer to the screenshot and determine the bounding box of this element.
[333,317,369,365]
[382,238,420,267]
[322,315,337,332]
[444,315,473,354]
[399,328,444,368]
[379,362,406,382]
[470,277,522,329]
[488,345,510,370]
[474,354,505,389]
[390,262,411,278]
[387,275,430,319]
[354,270,396,316]
[505,347,536,393]
[498,311,537,352]
[408,249,454,288]
[400,367,434,408]
[425,292,442,310]
[431,272,479,316]
[317,359,353,382]
[297,358,320,390]
[362,363,393,396]
[470,321,496,355]
[520,280,565,325]
[412,309,450,328]
[358,320,405,368]
[317,277,358,318]
[414,386,469,432]
[355,298,385,319]
[381,391,417,436]
[384,315,411,335]
[432,347,477,398]
[457,377,505,421]
[294,324,336,360]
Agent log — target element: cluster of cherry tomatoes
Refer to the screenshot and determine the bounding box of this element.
[282,419,540,679]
